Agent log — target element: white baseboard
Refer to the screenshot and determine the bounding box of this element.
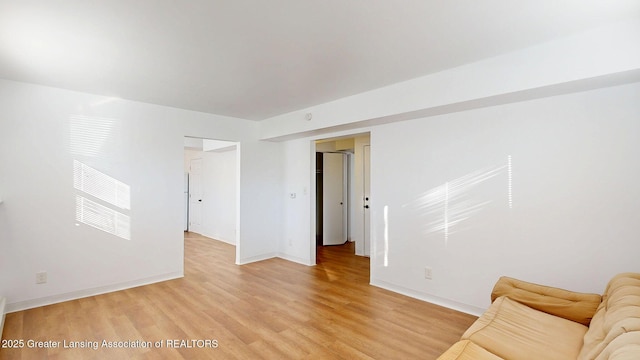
[237,252,313,266]
[200,231,236,246]
[0,296,6,339]
[236,252,277,265]
[6,272,183,313]
[277,252,313,266]
[371,279,486,317]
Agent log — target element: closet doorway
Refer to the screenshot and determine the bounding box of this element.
[314,133,371,259]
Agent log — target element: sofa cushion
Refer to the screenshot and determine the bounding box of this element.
[578,273,640,360]
[491,276,601,326]
[462,296,588,360]
[437,340,504,360]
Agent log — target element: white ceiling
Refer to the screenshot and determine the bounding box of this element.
[1,1,638,120]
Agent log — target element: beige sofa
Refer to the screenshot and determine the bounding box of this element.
[438,273,640,360]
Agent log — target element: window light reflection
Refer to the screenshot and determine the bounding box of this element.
[75,196,130,240]
[73,160,129,210]
[405,156,513,244]
[72,161,131,240]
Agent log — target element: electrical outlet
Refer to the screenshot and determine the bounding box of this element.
[36,271,47,284]
[425,267,433,280]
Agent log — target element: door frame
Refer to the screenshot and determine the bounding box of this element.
[363,144,371,256]
[183,136,241,265]
[309,132,371,265]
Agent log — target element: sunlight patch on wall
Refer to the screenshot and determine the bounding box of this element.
[75,196,130,240]
[73,160,131,240]
[405,156,513,244]
[69,113,131,240]
[73,160,130,210]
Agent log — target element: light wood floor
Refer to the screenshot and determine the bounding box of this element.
[1,233,477,359]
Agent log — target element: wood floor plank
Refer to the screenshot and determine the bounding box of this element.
[0,233,476,359]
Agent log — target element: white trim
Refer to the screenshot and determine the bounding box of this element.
[6,272,183,313]
[236,252,277,265]
[277,253,314,266]
[200,231,236,246]
[371,279,485,317]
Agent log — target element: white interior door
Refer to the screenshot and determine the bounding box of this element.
[363,145,371,256]
[189,158,203,234]
[323,153,347,245]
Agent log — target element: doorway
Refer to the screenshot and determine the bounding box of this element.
[184,136,240,263]
[313,133,371,262]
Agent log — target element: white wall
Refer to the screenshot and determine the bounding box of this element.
[236,140,283,264]
[183,137,203,150]
[0,79,278,312]
[369,82,640,314]
[202,139,236,152]
[279,139,314,265]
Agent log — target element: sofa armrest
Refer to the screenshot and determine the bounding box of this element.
[491,276,602,326]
